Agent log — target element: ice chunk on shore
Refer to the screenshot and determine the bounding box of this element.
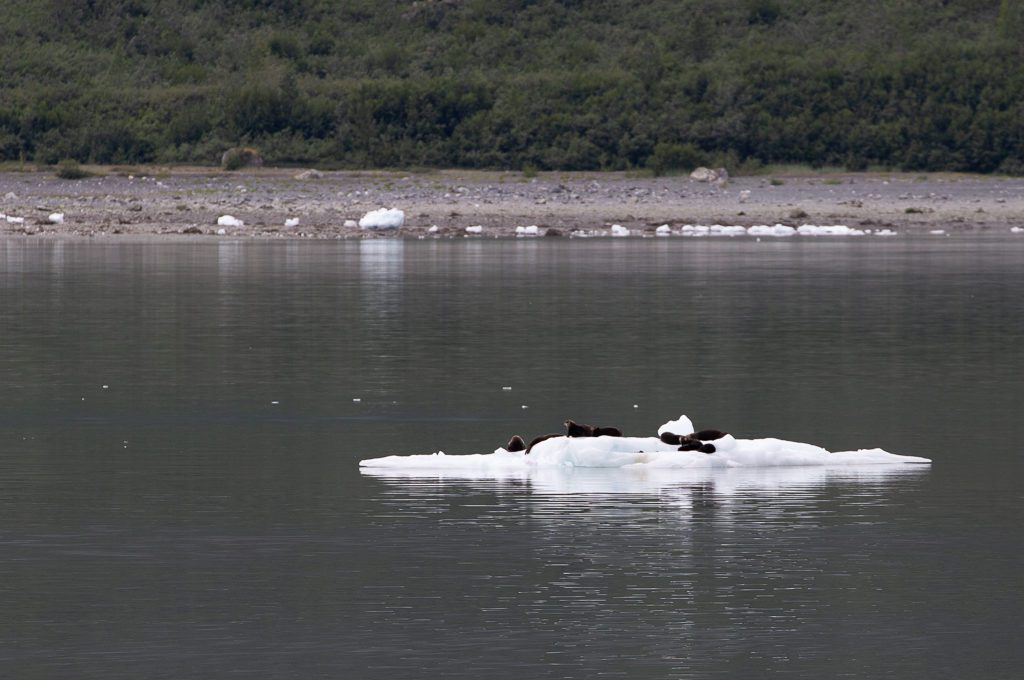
[284,217,299,228]
[710,224,746,236]
[655,225,671,236]
[796,224,864,236]
[610,224,629,237]
[359,413,931,470]
[748,224,796,237]
[48,212,64,224]
[217,215,244,227]
[515,225,540,236]
[359,208,404,229]
[465,225,483,234]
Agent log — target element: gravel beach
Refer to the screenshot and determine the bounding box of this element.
[1,167,1022,239]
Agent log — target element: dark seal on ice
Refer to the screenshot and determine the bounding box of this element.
[593,426,623,437]
[506,435,526,452]
[660,431,683,445]
[692,429,727,441]
[565,420,595,437]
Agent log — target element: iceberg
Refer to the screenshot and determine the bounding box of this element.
[359,208,404,229]
[359,414,931,471]
[217,215,244,227]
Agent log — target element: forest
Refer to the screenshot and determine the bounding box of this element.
[1,0,1022,173]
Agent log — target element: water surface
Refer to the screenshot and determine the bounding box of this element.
[1,238,1021,678]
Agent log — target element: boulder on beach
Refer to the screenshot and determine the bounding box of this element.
[690,167,729,184]
[294,169,323,180]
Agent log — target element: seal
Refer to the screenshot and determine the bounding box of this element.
[692,429,727,441]
[699,443,717,454]
[506,435,526,452]
[565,420,595,437]
[593,426,623,437]
[678,440,703,451]
[660,431,683,445]
[527,433,561,453]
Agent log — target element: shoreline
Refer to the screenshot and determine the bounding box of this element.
[1,167,1022,240]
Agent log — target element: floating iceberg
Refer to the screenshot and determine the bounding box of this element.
[359,208,404,229]
[359,414,930,471]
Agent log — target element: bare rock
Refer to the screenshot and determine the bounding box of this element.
[690,167,730,185]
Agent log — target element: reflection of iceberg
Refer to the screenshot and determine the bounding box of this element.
[360,413,931,474]
[361,464,930,496]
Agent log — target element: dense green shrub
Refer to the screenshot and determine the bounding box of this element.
[55,159,93,179]
[647,142,707,176]
[1,0,1022,172]
[221,147,263,170]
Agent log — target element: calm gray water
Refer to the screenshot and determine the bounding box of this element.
[1,237,1022,679]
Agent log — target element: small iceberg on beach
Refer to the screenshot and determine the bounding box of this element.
[217,215,244,228]
[359,208,404,230]
[359,414,930,471]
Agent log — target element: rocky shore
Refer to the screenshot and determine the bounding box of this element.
[1,167,1022,239]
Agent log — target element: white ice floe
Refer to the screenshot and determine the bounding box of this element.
[712,224,747,236]
[515,225,540,236]
[1011,227,1023,234]
[5,215,24,224]
[655,225,671,236]
[658,414,694,436]
[358,208,404,229]
[427,225,439,233]
[359,413,930,471]
[796,224,864,236]
[284,217,300,228]
[217,215,244,227]
[48,212,64,224]
[610,224,629,237]
[748,224,796,237]
[465,225,483,234]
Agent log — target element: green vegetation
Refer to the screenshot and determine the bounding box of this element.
[55,159,93,179]
[221,147,264,170]
[1,1,1021,173]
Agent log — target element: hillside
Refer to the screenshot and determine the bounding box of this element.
[1,0,1022,172]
